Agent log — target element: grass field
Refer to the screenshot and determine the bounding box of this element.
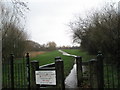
[30,50,75,77]
[30,49,95,77]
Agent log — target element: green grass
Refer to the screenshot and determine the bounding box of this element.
[62,49,95,61]
[30,50,75,77]
[30,49,95,77]
[31,50,61,65]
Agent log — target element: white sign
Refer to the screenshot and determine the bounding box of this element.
[35,70,56,85]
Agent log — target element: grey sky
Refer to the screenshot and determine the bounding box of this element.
[26,0,119,47]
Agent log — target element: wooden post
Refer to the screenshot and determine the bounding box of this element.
[30,60,39,88]
[10,54,14,89]
[55,57,65,90]
[26,53,30,89]
[97,51,104,89]
[89,59,98,89]
[76,56,83,87]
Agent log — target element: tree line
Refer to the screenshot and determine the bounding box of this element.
[69,3,120,63]
[27,40,57,51]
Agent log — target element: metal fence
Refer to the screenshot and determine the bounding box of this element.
[104,56,120,89]
[76,53,120,89]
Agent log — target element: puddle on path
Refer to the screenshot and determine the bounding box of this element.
[65,64,77,88]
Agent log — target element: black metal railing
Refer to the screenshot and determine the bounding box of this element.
[2,53,30,89]
[104,56,120,89]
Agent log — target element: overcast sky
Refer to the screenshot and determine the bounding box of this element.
[26,0,119,47]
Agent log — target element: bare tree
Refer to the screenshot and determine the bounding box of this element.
[46,41,57,51]
[1,0,29,59]
[0,0,29,40]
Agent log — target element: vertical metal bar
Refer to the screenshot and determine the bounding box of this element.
[22,57,24,88]
[10,54,14,89]
[3,63,5,88]
[19,64,21,88]
[3,63,4,88]
[3,62,6,88]
[2,63,4,88]
[111,64,114,88]
[18,64,20,88]
[8,62,10,88]
[26,53,30,89]
[106,64,110,88]
[20,64,22,88]
[16,64,18,88]
[5,62,7,88]
[17,64,19,88]
[104,64,106,88]
[21,64,23,88]
[18,64,21,88]
[17,64,20,88]
[7,62,9,88]
[15,64,16,88]
[13,64,15,88]
[21,63,23,88]
[23,62,26,88]
[22,57,25,88]
[117,65,120,89]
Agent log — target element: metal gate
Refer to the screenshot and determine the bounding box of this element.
[2,53,30,89]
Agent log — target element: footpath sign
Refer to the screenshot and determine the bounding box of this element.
[35,70,56,85]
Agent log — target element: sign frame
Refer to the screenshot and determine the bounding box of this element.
[35,68,56,86]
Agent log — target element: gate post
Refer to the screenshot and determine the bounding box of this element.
[30,60,39,88]
[76,56,83,87]
[89,59,98,89]
[26,53,30,89]
[10,54,14,89]
[97,51,104,89]
[55,57,65,90]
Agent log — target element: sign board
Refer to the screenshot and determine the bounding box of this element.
[35,70,56,85]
